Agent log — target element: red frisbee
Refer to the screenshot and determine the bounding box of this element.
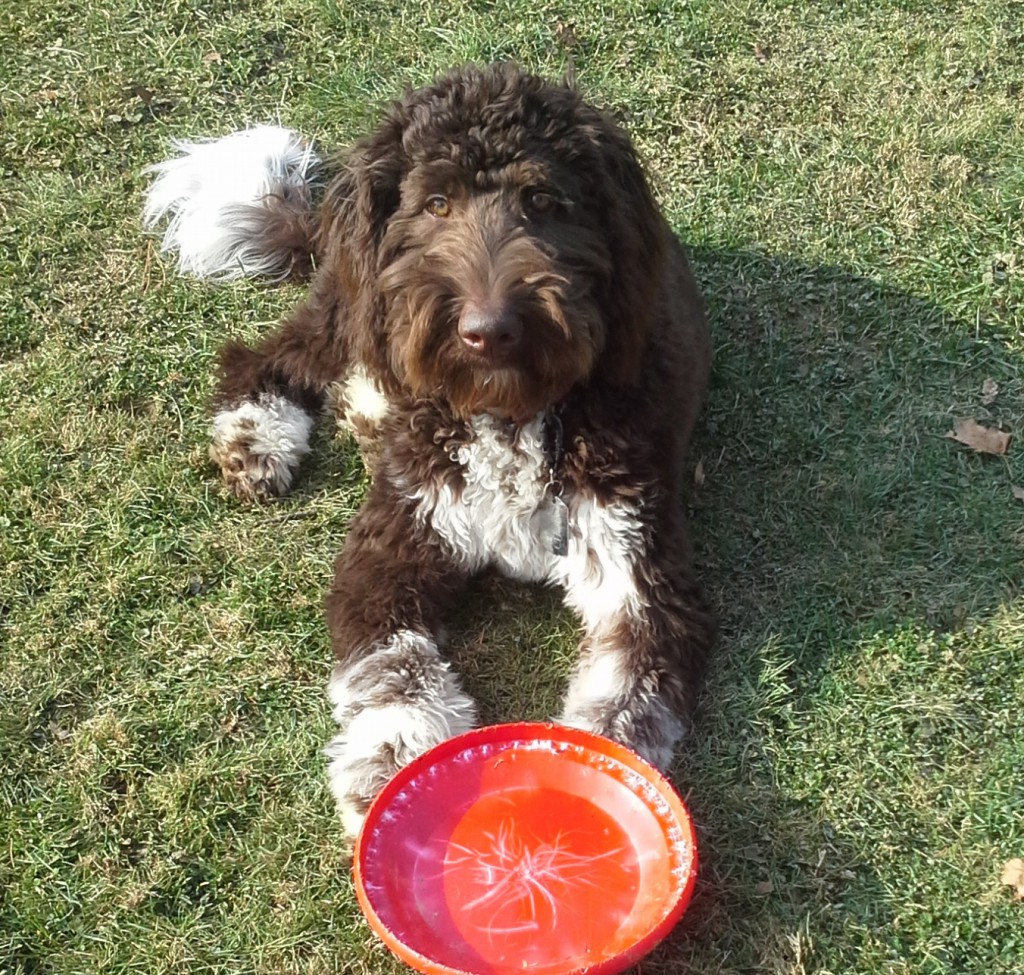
[354,722,697,975]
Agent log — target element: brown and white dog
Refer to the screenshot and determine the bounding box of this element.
[144,63,715,836]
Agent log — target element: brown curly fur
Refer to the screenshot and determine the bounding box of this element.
[206,62,715,828]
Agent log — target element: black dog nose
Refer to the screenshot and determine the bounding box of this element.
[458,304,523,358]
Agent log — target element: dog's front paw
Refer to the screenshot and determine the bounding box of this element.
[322,738,403,838]
[560,659,688,771]
[325,630,478,837]
[209,395,314,501]
[561,697,686,771]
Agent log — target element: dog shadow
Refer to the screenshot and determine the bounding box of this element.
[431,245,1018,973]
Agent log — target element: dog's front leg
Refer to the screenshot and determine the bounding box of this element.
[323,484,477,836]
[210,272,350,501]
[559,503,715,769]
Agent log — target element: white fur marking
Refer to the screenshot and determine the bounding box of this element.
[335,797,367,839]
[340,366,391,428]
[558,496,646,632]
[211,394,313,495]
[413,414,648,620]
[560,701,683,770]
[142,125,320,280]
[560,648,628,718]
[212,395,313,463]
[325,630,477,835]
[415,414,554,579]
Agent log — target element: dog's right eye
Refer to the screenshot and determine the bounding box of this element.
[524,188,556,215]
[425,195,451,218]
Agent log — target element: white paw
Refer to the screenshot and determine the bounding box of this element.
[209,395,313,501]
[559,649,686,770]
[325,631,478,836]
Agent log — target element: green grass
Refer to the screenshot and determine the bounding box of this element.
[2,1,1023,972]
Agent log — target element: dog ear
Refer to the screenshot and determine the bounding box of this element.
[587,114,668,387]
[318,120,406,391]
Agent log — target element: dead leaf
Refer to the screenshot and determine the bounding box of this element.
[553,21,578,51]
[754,879,774,895]
[694,458,706,488]
[999,858,1024,900]
[1012,486,1024,503]
[203,50,223,63]
[945,418,1010,456]
[981,378,999,405]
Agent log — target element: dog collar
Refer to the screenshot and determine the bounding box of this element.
[538,408,569,557]
[542,408,565,495]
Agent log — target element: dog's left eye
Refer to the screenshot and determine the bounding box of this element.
[524,188,556,215]
[425,195,451,218]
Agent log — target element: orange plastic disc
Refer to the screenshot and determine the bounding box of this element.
[354,723,697,975]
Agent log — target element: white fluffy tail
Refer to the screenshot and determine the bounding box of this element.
[142,125,321,281]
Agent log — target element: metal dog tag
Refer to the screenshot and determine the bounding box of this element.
[537,494,569,557]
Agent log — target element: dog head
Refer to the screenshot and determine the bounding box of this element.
[321,63,667,421]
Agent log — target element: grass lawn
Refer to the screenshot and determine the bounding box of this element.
[2,1,1023,972]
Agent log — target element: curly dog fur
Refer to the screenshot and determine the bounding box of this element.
[144,62,715,836]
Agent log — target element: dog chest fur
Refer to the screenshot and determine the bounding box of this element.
[406,412,646,629]
[414,413,553,579]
